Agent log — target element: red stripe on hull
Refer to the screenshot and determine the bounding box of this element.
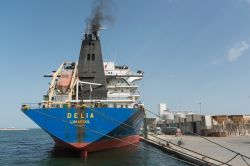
[54,135,140,152]
[81,135,140,152]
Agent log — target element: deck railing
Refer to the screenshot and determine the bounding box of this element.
[21,103,44,110]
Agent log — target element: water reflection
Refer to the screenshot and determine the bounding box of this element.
[45,142,188,166]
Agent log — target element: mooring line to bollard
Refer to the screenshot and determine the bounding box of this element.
[144,108,250,162]
[82,124,200,166]
[28,108,250,166]
[29,109,199,166]
[79,107,235,165]
[87,107,231,166]
[143,137,227,166]
[217,153,239,166]
[241,155,250,166]
[146,135,231,166]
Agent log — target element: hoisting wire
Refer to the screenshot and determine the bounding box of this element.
[29,109,199,166]
[144,108,250,164]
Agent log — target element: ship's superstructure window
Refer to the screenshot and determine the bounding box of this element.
[92,54,95,61]
[87,54,91,61]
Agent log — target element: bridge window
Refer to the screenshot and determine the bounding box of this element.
[87,54,91,61]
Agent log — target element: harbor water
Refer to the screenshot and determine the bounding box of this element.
[0,129,189,166]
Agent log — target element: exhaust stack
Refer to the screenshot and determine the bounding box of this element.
[77,30,107,100]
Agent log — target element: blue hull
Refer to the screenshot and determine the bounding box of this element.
[22,107,144,152]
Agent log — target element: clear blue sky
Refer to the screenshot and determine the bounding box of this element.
[1,0,250,128]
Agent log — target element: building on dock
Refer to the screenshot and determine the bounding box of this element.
[155,103,206,135]
[152,103,250,136]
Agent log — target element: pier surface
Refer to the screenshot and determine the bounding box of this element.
[145,134,250,166]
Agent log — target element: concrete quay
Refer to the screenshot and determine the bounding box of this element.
[142,134,250,166]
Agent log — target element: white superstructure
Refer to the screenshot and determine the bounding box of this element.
[43,61,143,108]
[104,62,143,108]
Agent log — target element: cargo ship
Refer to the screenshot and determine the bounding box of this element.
[21,28,144,156]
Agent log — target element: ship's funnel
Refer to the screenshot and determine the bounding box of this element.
[77,31,107,100]
[76,0,115,99]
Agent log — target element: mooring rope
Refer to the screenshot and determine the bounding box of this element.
[143,136,228,166]
[28,109,199,166]
[144,108,250,165]
[25,107,250,166]
[217,153,239,166]
[31,107,232,165]
[82,123,199,166]
[241,155,250,166]
[87,107,230,165]
[146,135,231,166]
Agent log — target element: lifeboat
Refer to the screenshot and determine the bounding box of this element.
[57,70,73,93]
